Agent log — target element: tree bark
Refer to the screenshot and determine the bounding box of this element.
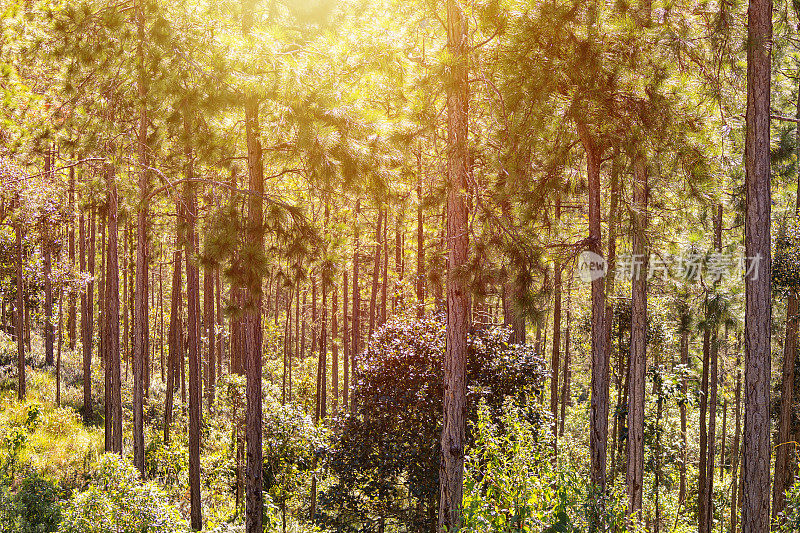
[730,333,742,533]
[678,325,689,506]
[132,0,150,476]
[439,0,469,528]
[417,158,425,319]
[15,197,25,401]
[204,260,216,411]
[742,0,773,527]
[183,116,203,531]
[332,283,339,413]
[550,263,561,449]
[68,165,77,350]
[626,155,648,516]
[242,4,264,529]
[369,209,383,339]
[164,248,181,445]
[105,164,122,454]
[578,123,608,495]
[43,147,54,366]
[343,270,349,410]
[351,199,361,405]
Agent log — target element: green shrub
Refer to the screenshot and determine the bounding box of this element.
[14,472,62,532]
[462,400,629,533]
[58,454,188,533]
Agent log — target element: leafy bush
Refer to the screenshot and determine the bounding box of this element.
[319,315,547,532]
[12,472,62,533]
[462,400,630,533]
[58,454,188,533]
[777,477,800,531]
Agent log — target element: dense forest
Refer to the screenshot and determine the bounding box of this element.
[0,0,795,530]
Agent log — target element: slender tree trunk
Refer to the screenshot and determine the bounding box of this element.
[68,166,77,349]
[88,208,97,414]
[742,0,773,526]
[560,278,572,436]
[105,164,122,454]
[679,326,689,506]
[43,148,54,366]
[577,123,608,496]
[242,4,264,529]
[439,1,469,528]
[183,116,203,531]
[416,158,425,319]
[132,0,150,476]
[626,155,648,517]
[205,262,216,411]
[699,326,711,532]
[730,333,742,533]
[56,288,63,406]
[332,284,339,413]
[351,199,361,403]
[550,263,561,450]
[159,261,164,382]
[164,249,182,445]
[369,209,383,339]
[380,209,388,325]
[15,198,25,401]
[343,270,349,410]
[79,210,89,417]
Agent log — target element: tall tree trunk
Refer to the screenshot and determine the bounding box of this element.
[332,284,339,413]
[439,0,469,528]
[79,210,89,417]
[351,199,361,403]
[43,148,54,366]
[184,116,203,531]
[550,263,561,449]
[56,288,63,406]
[560,278,572,436]
[132,0,150,476]
[343,270,349,410]
[699,325,711,532]
[216,268,223,378]
[205,262,216,411]
[626,155,648,516]
[369,209,383,339]
[380,209,388,325]
[742,0,773,527]
[164,248,182,445]
[679,325,689,506]
[730,333,742,533]
[702,205,723,533]
[68,165,77,350]
[577,123,608,495]
[416,157,425,319]
[87,208,97,416]
[105,164,122,454]
[242,4,264,530]
[15,197,25,401]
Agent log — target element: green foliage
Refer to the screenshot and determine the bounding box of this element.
[777,477,800,531]
[58,454,188,533]
[11,472,63,533]
[462,401,629,533]
[773,222,800,296]
[319,314,547,532]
